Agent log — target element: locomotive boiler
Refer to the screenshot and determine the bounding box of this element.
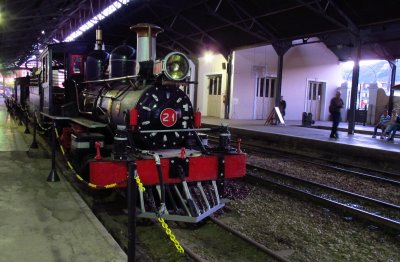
[12,23,247,223]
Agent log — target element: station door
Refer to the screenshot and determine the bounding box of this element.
[306,80,325,120]
[207,74,223,117]
[255,77,276,119]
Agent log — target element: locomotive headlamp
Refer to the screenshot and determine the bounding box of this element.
[163,52,190,81]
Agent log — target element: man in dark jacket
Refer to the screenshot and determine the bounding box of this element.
[279,96,286,119]
[329,91,344,139]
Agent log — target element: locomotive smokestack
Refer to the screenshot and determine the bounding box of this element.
[130,23,163,63]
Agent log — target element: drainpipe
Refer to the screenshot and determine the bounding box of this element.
[190,56,199,112]
[224,52,233,119]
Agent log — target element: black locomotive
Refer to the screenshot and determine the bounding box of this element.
[7,23,246,223]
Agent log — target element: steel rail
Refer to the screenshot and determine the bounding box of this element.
[247,164,400,211]
[245,169,400,233]
[297,159,400,186]
[210,135,400,185]
[210,216,291,262]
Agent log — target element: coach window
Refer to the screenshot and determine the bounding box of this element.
[208,74,222,96]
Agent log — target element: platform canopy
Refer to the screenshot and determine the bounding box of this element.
[1,0,400,70]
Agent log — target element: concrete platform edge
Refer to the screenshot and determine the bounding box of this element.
[69,185,128,260]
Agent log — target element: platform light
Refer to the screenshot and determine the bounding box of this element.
[204,51,214,63]
[64,0,130,42]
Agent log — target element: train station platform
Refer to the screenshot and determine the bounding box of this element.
[202,116,400,173]
[0,97,126,261]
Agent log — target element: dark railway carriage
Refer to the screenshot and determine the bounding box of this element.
[5,76,30,119]
[30,42,95,115]
[15,23,246,223]
[14,77,30,107]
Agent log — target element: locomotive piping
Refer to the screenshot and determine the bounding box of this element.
[81,75,136,84]
[113,81,137,100]
[142,151,166,215]
[148,25,152,63]
[71,79,92,115]
[124,111,136,148]
[138,127,211,133]
[93,86,107,118]
[193,131,208,153]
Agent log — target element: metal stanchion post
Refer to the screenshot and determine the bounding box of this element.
[18,108,22,126]
[47,121,60,182]
[30,114,38,149]
[128,161,137,262]
[13,106,18,120]
[24,111,30,134]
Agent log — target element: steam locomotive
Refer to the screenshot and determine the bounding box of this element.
[8,24,246,223]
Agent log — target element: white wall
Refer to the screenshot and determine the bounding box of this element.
[228,39,342,120]
[231,46,278,119]
[282,41,342,120]
[197,54,227,117]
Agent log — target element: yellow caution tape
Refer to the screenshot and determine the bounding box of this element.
[53,126,131,190]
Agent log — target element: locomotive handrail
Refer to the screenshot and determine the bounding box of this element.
[40,112,107,128]
[138,127,211,133]
[40,112,70,120]
[81,75,137,84]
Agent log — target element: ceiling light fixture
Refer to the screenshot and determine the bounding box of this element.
[64,0,130,42]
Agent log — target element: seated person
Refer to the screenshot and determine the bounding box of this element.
[384,110,400,141]
[372,110,391,139]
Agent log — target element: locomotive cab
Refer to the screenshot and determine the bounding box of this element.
[33,42,94,116]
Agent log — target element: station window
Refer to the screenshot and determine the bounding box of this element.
[308,81,322,101]
[207,74,222,96]
[257,77,276,98]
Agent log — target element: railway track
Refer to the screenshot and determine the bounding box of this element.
[25,120,289,261]
[83,189,291,261]
[172,216,291,262]
[246,144,400,187]
[208,134,400,185]
[296,159,400,186]
[246,164,400,233]
[17,120,400,261]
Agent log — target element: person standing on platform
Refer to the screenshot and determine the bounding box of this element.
[279,96,286,120]
[329,90,344,139]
